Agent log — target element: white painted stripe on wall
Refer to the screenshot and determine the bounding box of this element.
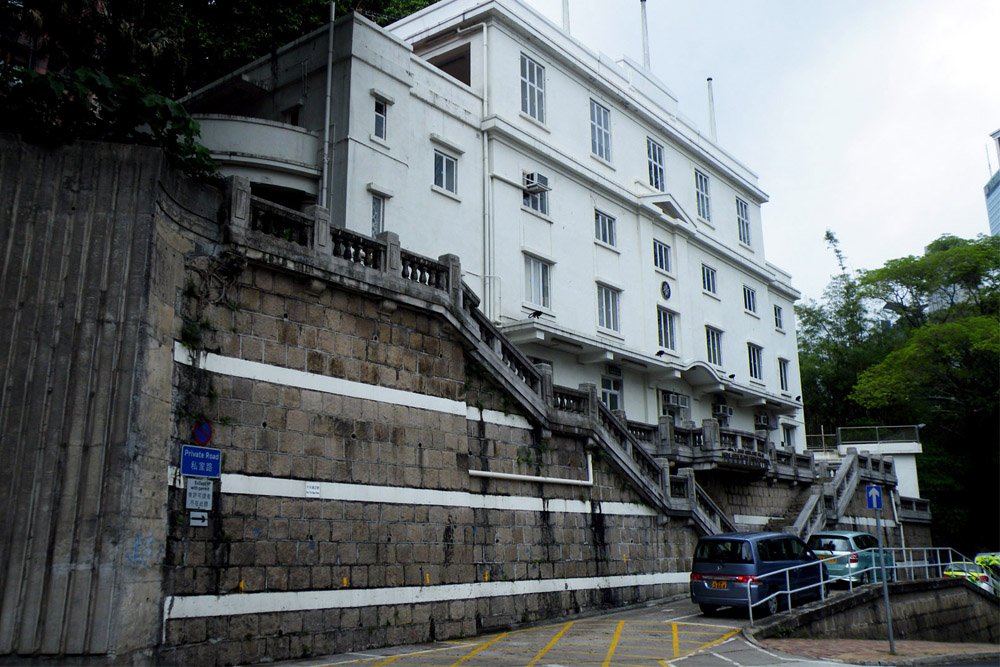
[842,516,898,529]
[732,515,774,526]
[466,406,532,429]
[221,474,657,517]
[164,571,691,620]
[174,343,467,416]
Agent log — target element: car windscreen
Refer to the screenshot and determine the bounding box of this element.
[694,539,754,564]
[808,536,851,552]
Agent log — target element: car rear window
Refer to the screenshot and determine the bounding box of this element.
[854,535,878,550]
[808,536,852,552]
[694,539,754,564]
[759,537,808,562]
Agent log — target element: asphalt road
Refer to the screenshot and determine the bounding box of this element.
[279,598,857,667]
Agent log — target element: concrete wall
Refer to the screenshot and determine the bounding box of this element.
[0,136,222,659]
[753,579,1000,644]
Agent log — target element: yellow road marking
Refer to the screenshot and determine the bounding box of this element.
[671,623,678,657]
[447,631,510,666]
[662,628,741,664]
[601,620,625,667]
[526,621,575,667]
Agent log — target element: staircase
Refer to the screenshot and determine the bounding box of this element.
[764,485,814,532]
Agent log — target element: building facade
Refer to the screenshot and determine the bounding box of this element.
[986,129,1000,236]
[184,0,806,453]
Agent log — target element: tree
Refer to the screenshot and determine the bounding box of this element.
[797,233,999,555]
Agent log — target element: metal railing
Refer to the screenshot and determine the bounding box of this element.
[839,425,922,445]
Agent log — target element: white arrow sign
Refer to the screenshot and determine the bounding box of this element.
[867,485,882,509]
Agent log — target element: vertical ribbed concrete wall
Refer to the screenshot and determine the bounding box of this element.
[0,136,219,659]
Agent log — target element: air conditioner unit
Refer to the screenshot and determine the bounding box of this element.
[665,393,690,409]
[754,414,770,428]
[713,404,734,417]
[524,172,550,193]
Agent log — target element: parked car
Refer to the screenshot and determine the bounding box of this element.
[690,532,826,616]
[943,561,994,593]
[807,531,894,585]
[974,553,1000,579]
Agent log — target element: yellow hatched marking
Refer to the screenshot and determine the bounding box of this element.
[525,621,575,667]
[671,623,679,657]
[601,620,625,667]
[447,631,510,667]
[660,628,740,665]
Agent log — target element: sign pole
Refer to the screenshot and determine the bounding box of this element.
[875,491,895,654]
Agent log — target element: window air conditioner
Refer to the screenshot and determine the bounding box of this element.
[665,393,690,409]
[524,172,550,193]
[713,404,733,417]
[754,414,770,428]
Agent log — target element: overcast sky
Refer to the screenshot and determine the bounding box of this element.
[523,0,1000,302]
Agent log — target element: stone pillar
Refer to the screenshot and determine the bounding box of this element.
[702,418,720,450]
[534,362,554,407]
[305,205,331,253]
[438,253,463,310]
[657,416,674,457]
[377,231,401,275]
[226,176,251,231]
[579,383,598,417]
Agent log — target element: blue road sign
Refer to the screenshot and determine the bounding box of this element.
[193,419,213,445]
[181,445,222,478]
[866,485,883,510]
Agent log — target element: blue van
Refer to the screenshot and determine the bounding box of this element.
[690,532,826,615]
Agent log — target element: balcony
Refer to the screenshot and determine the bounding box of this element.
[194,114,322,195]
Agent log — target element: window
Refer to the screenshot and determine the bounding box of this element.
[590,99,612,161]
[743,285,757,313]
[653,240,671,272]
[647,138,665,191]
[695,169,711,221]
[371,195,384,237]
[736,197,751,246]
[601,375,622,411]
[702,264,717,294]
[597,284,620,332]
[706,327,723,366]
[520,54,545,123]
[657,308,676,350]
[522,172,549,215]
[782,424,795,449]
[748,343,763,380]
[778,358,789,391]
[524,255,550,309]
[374,99,387,140]
[774,305,784,330]
[433,150,457,193]
[595,210,616,247]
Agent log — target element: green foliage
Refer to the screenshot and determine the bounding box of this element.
[798,232,999,554]
[1,65,216,177]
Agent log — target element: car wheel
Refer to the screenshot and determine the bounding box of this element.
[698,603,719,616]
[764,595,780,616]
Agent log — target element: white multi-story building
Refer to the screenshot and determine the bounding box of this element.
[986,129,1000,236]
[185,0,805,447]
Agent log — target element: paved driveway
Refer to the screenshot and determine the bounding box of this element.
[283,598,854,667]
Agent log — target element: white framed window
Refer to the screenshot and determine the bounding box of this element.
[743,285,757,313]
[774,305,784,330]
[702,264,717,294]
[374,99,387,140]
[778,358,790,391]
[371,195,384,237]
[653,240,671,272]
[595,210,616,247]
[433,150,457,193]
[520,53,545,123]
[706,327,723,366]
[647,138,665,191]
[601,375,622,411]
[657,308,677,350]
[523,255,551,309]
[590,99,612,161]
[695,169,711,221]
[736,197,751,246]
[522,172,549,215]
[748,343,763,380]
[597,283,620,332]
[782,424,795,449]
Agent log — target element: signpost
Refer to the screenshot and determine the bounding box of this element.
[868,485,895,654]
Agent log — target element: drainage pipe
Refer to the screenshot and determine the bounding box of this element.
[469,455,594,487]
